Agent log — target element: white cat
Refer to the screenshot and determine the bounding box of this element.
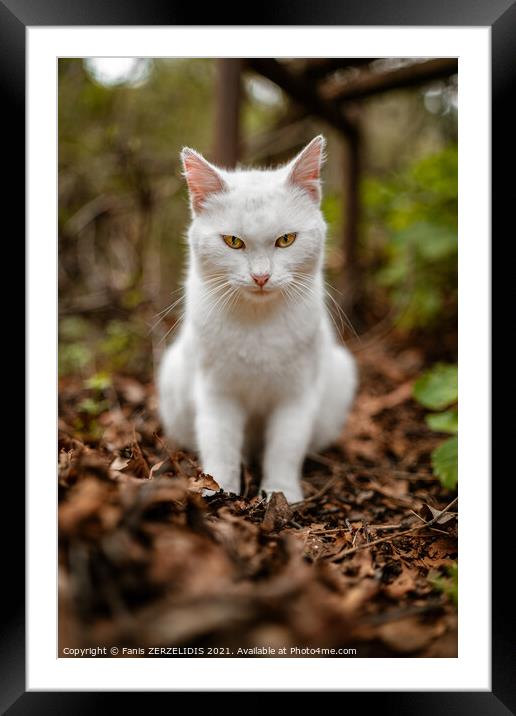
[158,135,357,503]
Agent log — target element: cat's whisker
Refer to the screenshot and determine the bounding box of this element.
[201,285,235,325]
[289,274,357,342]
[288,278,346,343]
[154,301,180,318]
[219,287,240,317]
[198,279,231,306]
[202,276,228,287]
[324,288,359,340]
[324,290,348,342]
[157,310,186,346]
[157,285,184,306]
[200,282,229,302]
[283,282,316,326]
[288,283,312,299]
[289,279,317,304]
[152,277,229,338]
[151,285,187,319]
[281,284,296,309]
[148,293,185,334]
[323,281,359,339]
[211,290,237,324]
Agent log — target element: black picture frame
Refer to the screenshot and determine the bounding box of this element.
[7,0,511,709]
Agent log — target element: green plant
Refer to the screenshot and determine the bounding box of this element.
[76,397,110,416]
[84,371,112,392]
[413,363,458,489]
[430,562,458,607]
[363,146,457,330]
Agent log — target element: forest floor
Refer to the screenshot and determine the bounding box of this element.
[58,336,458,658]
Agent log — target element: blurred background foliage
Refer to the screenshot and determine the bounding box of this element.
[59,58,457,379]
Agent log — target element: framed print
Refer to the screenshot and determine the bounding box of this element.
[6,0,511,707]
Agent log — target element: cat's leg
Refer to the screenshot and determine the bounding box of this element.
[261,395,318,503]
[195,384,245,495]
[310,344,357,451]
[158,339,196,451]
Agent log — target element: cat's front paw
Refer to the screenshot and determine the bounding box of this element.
[262,484,304,504]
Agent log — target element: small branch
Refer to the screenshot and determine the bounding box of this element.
[293,475,338,508]
[310,519,421,536]
[245,58,357,138]
[321,58,458,103]
[330,497,458,562]
[296,58,377,80]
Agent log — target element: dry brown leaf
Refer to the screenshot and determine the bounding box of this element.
[188,472,220,493]
[383,564,418,599]
[116,377,147,405]
[262,492,293,533]
[110,441,150,479]
[377,616,446,653]
[421,503,457,526]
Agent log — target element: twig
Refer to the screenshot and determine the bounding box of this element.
[292,475,338,508]
[289,520,304,529]
[330,497,458,562]
[310,526,349,535]
[363,520,371,543]
[310,519,419,536]
[369,521,415,531]
[429,526,451,535]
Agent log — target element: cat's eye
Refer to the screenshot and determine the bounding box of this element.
[275,232,297,248]
[222,234,245,250]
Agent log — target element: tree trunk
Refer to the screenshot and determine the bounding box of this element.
[341,129,362,317]
[213,59,243,168]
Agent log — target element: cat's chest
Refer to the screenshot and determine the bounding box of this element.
[194,311,320,384]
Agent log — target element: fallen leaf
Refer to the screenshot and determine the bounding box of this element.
[188,472,220,493]
[420,503,457,526]
[110,441,150,479]
[377,616,446,653]
[383,564,418,599]
[262,492,293,533]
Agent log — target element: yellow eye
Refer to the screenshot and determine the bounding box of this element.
[275,232,297,248]
[222,234,245,249]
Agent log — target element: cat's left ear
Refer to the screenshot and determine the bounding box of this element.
[286,135,326,204]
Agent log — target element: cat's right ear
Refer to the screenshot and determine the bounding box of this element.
[181,148,227,215]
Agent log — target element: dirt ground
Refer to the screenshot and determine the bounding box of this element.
[58,336,458,658]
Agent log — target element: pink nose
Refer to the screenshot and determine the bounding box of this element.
[251,273,270,288]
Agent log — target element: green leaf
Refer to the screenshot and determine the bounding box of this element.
[58,343,93,376]
[430,562,458,607]
[77,397,110,416]
[392,222,457,262]
[84,372,112,392]
[413,363,458,410]
[431,436,458,490]
[321,193,342,231]
[426,408,458,434]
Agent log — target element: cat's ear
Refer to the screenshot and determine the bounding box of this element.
[181,148,227,214]
[286,135,326,204]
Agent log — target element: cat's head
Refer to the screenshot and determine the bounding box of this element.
[181,136,327,302]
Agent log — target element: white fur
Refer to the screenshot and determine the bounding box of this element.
[158,136,357,503]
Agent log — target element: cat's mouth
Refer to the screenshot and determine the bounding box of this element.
[245,285,277,298]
